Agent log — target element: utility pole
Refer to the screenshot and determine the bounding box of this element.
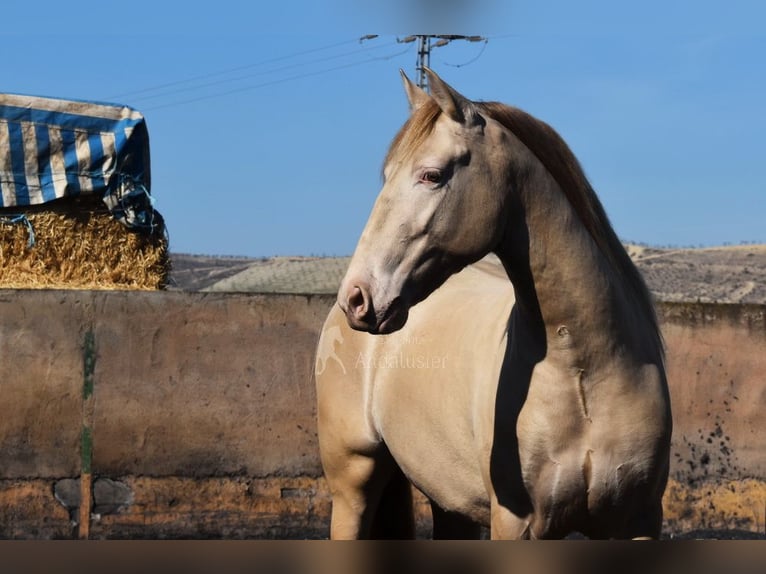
[416,36,431,92]
[397,35,486,92]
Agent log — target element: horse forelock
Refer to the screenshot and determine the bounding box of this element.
[383,99,442,178]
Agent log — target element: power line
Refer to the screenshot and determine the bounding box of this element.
[397,35,487,92]
[441,38,489,68]
[125,38,399,104]
[143,45,412,111]
[110,34,518,112]
[104,37,364,101]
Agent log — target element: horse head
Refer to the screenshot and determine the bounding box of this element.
[338,69,513,333]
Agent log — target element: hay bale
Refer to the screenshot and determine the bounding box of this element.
[0,195,169,290]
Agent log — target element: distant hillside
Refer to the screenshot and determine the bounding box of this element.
[625,244,766,304]
[168,244,766,305]
[167,254,349,294]
[167,254,263,292]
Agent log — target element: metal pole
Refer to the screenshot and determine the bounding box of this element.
[417,35,431,92]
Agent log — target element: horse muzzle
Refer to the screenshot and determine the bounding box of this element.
[339,283,409,334]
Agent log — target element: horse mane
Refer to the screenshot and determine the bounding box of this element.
[385,98,664,358]
[477,101,663,357]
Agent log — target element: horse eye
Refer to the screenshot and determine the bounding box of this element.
[422,170,442,184]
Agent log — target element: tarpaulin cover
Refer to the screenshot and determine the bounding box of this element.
[0,93,159,233]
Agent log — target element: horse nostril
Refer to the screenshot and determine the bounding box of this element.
[347,286,368,320]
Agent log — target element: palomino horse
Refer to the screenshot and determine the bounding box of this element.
[315,69,672,539]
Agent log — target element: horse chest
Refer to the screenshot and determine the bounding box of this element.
[512,364,667,517]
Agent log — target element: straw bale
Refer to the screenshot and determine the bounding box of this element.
[0,196,169,290]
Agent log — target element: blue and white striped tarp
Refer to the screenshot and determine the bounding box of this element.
[0,93,158,233]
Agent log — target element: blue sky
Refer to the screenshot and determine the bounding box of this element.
[2,1,764,257]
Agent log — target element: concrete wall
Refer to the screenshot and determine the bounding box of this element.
[0,291,763,539]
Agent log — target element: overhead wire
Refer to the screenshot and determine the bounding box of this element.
[143,45,413,111]
[113,33,516,112]
[440,38,489,68]
[126,38,400,104]
[436,33,517,69]
[104,37,363,101]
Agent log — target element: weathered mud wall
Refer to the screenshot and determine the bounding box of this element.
[0,290,332,539]
[656,303,766,536]
[0,292,763,539]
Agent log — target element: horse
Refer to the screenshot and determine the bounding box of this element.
[314,68,672,539]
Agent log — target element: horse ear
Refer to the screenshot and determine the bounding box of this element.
[400,69,430,112]
[424,67,478,125]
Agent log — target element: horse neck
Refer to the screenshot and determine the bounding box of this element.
[496,161,639,369]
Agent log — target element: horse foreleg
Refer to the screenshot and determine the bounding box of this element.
[489,500,535,539]
[325,448,414,539]
[368,464,415,539]
[325,452,381,539]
